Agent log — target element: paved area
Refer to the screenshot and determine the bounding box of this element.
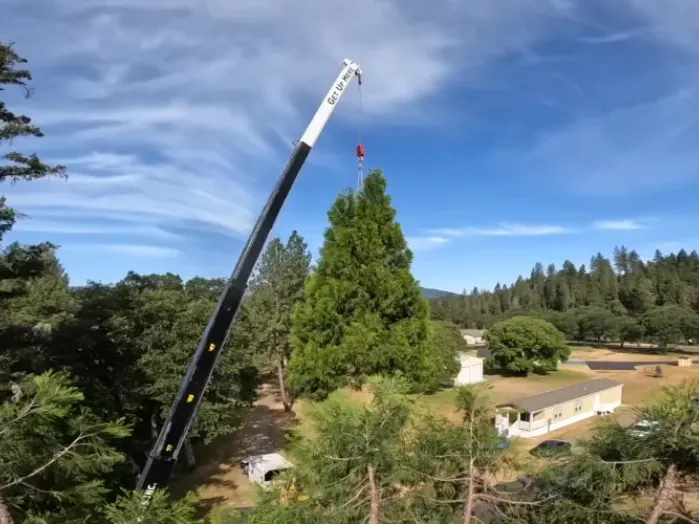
[584,360,687,370]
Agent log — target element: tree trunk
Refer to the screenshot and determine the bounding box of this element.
[150,412,159,440]
[277,358,292,412]
[184,438,197,470]
[462,460,476,524]
[368,466,380,524]
[646,464,681,524]
[0,493,14,524]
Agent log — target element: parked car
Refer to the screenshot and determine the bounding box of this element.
[531,439,572,457]
[628,419,659,437]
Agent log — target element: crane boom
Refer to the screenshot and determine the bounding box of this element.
[135,59,362,500]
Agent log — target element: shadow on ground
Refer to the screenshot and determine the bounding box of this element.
[170,380,297,515]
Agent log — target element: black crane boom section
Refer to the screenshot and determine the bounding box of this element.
[135,59,362,499]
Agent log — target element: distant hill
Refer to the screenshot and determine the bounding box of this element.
[420,287,455,299]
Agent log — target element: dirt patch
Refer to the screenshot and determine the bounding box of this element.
[171,382,296,512]
[571,348,679,362]
[580,365,699,406]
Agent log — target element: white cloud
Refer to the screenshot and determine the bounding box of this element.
[94,244,180,258]
[13,218,178,238]
[506,0,699,197]
[428,223,572,237]
[0,0,580,248]
[592,219,646,231]
[406,235,450,251]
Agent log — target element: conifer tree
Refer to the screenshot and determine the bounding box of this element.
[246,232,312,411]
[1,42,66,239]
[288,170,438,399]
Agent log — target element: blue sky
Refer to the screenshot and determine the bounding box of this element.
[2,0,699,293]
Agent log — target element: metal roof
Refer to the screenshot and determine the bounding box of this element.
[505,378,622,413]
[461,329,486,337]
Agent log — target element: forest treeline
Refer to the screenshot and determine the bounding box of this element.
[431,248,699,349]
[2,40,699,524]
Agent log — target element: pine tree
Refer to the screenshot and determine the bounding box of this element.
[246,231,312,411]
[288,170,436,399]
[0,371,129,524]
[1,43,66,239]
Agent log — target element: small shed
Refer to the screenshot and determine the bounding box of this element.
[455,354,484,385]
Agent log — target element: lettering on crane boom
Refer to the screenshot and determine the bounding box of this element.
[326,65,357,106]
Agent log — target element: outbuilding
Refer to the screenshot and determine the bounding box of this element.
[454,354,484,385]
[460,329,486,345]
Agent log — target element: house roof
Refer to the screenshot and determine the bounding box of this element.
[461,329,486,337]
[504,378,622,413]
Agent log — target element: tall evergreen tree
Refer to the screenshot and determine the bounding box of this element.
[1,43,66,238]
[246,231,312,411]
[288,171,436,399]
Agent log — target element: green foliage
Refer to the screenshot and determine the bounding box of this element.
[0,43,66,238]
[643,305,698,350]
[431,247,699,351]
[289,377,413,522]
[406,384,515,523]
[0,371,129,523]
[428,321,465,383]
[243,380,516,524]
[0,242,76,388]
[135,284,259,443]
[103,490,201,524]
[244,232,311,409]
[246,231,311,364]
[288,171,436,399]
[485,316,570,375]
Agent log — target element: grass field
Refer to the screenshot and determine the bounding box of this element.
[175,345,699,513]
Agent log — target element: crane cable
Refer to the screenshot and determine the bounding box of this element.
[355,71,365,189]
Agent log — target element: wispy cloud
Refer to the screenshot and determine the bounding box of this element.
[0,0,581,249]
[13,218,179,239]
[93,244,181,258]
[427,219,651,238]
[591,219,646,231]
[427,223,573,237]
[406,235,450,251]
[507,0,699,197]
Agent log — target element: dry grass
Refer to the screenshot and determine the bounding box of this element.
[175,353,699,513]
[570,347,689,362]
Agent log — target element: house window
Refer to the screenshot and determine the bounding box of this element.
[553,405,563,419]
[574,399,583,412]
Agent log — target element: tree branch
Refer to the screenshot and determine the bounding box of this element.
[1,432,94,490]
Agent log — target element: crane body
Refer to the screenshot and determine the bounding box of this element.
[135,59,362,503]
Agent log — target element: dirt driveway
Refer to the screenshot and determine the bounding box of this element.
[172,381,295,513]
